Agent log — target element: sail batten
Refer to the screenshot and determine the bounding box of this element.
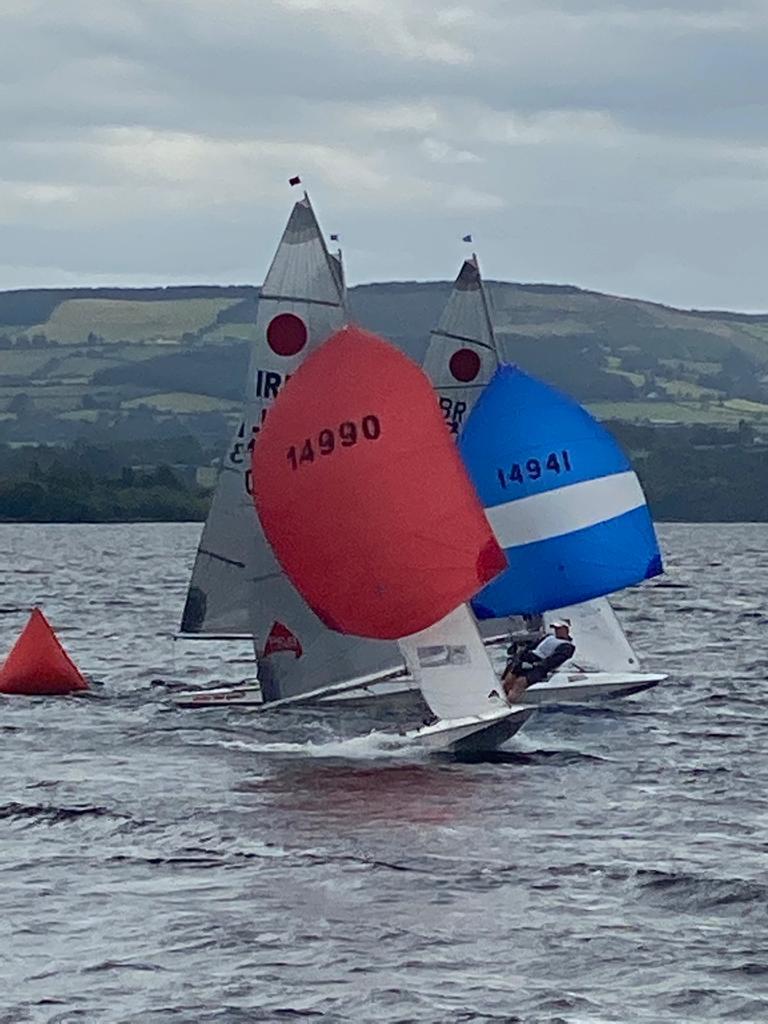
[430,329,497,351]
[197,550,246,568]
[259,293,343,308]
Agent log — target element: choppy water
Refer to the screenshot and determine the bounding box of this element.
[0,523,766,1024]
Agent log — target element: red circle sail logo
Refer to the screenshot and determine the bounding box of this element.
[266,313,308,357]
[449,348,481,382]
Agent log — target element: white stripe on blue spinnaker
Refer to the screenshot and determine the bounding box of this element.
[472,499,662,617]
[486,471,646,548]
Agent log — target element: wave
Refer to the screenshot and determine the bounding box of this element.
[468,747,611,767]
[636,867,768,911]
[189,730,424,761]
[0,801,127,826]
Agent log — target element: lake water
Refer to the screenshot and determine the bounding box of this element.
[0,522,766,1024]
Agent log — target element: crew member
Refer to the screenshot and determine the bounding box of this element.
[501,619,575,702]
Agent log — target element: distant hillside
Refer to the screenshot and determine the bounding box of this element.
[0,285,255,327]
[2,279,768,449]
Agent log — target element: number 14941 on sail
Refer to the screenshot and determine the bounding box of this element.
[497,450,573,488]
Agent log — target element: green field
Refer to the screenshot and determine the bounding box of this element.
[121,391,239,413]
[723,397,768,415]
[589,399,768,425]
[45,354,124,378]
[2,279,768,451]
[201,323,261,343]
[659,358,722,376]
[604,367,645,387]
[740,323,768,343]
[110,342,190,362]
[59,409,101,422]
[660,379,720,399]
[33,298,238,343]
[0,350,57,376]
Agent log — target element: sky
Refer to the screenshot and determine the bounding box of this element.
[1,0,767,310]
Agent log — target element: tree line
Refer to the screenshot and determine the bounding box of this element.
[1,424,767,522]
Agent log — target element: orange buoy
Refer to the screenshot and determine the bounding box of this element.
[0,609,88,695]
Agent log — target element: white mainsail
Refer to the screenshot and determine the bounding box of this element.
[181,194,344,636]
[421,254,499,436]
[550,596,641,673]
[399,605,505,720]
[180,193,404,699]
[329,247,346,304]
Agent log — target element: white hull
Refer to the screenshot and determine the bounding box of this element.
[315,669,665,707]
[409,705,534,754]
[171,669,664,710]
[521,670,665,703]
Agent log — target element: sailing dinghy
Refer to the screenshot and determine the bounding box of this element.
[417,253,665,703]
[515,596,664,703]
[175,192,406,708]
[251,324,533,753]
[455,361,666,699]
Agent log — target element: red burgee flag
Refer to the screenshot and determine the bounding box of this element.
[0,608,89,695]
[263,621,303,659]
[251,325,507,640]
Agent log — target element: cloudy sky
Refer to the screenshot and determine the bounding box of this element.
[1,1,767,309]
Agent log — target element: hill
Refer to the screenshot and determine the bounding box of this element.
[2,279,768,451]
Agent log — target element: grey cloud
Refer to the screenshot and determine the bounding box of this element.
[0,0,766,308]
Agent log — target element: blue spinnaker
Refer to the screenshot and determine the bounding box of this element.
[459,365,663,616]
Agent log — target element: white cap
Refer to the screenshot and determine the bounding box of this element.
[549,619,570,629]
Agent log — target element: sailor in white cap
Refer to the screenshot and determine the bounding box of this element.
[501,618,575,701]
[530,619,574,662]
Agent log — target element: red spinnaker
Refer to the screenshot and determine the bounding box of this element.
[0,609,88,695]
[251,325,506,639]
